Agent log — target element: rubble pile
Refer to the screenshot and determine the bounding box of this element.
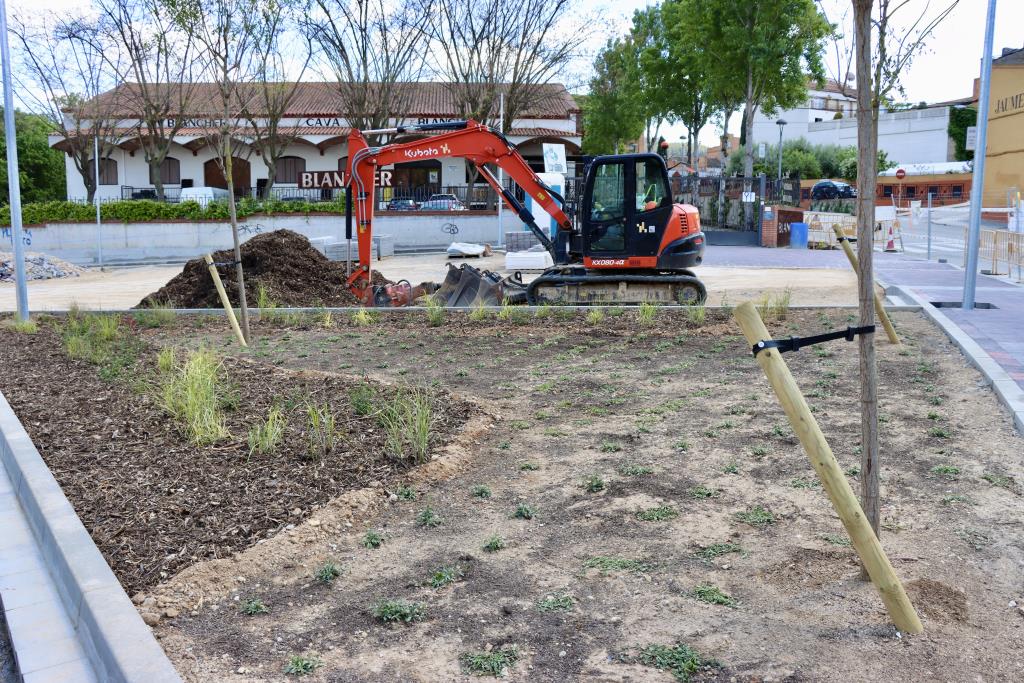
[0,252,86,282]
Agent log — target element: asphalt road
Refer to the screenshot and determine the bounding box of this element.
[899,208,1016,264]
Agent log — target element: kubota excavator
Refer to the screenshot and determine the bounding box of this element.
[343,119,706,306]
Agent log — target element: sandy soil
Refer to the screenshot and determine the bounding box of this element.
[0,252,859,311]
[106,308,1024,682]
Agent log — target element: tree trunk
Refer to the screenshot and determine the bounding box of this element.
[149,160,166,200]
[263,156,277,200]
[853,0,880,557]
[223,138,251,343]
[742,69,756,228]
[721,108,733,160]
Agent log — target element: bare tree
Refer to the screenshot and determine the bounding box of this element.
[96,0,198,200]
[10,13,122,202]
[306,0,434,145]
[244,6,312,198]
[850,0,958,542]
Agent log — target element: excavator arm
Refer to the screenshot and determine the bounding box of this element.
[344,119,572,302]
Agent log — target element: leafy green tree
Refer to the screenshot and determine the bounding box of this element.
[582,38,645,154]
[0,109,67,204]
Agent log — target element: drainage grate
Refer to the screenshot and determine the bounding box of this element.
[929,301,998,309]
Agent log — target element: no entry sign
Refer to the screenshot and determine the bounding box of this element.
[895,168,906,180]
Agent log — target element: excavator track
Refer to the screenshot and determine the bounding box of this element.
[526,268,707,306]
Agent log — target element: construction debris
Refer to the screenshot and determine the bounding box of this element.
[446,242,492,258]
[0,252,86,282]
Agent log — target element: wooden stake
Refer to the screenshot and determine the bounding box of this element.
[832,225,899,345]
[733,301,922,633]
[204,254,248,348]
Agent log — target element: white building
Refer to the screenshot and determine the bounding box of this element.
[51,82,582,202]
[752,79,956,166]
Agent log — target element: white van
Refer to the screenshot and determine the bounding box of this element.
[178,187,231,204]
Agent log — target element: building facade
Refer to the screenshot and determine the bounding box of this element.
[984,46,1024,204]
[51,82,582,203]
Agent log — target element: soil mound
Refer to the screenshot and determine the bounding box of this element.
[138,230,360,308]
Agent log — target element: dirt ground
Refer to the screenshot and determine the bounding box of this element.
[2,307,1022,682]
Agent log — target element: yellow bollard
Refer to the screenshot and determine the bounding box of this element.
[831,225,900,344]
[204,254,248,347]
[734,301,923,634]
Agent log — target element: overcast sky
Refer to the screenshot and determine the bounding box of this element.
[10,0,1021,147]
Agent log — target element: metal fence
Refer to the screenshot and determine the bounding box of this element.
[963,227,1024,280]
[670,174,800,231]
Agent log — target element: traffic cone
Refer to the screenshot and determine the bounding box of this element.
[884,222,898,252]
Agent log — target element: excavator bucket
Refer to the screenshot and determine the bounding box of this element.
[431,263,509,307]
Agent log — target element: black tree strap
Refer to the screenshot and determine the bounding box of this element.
[752,325,876,357]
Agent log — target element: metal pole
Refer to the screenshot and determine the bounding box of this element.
[497,92,504,249]
[927,192,932,260]
[963,0,998,310]
[777,125,784,181]
[0,0,29,321]
[94,135,103,268]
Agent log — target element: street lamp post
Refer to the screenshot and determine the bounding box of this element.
[776,119,787,182]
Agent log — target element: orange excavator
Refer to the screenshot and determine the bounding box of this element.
[344,120,706,306]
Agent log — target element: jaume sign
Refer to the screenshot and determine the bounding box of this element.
[994,92,1024,115]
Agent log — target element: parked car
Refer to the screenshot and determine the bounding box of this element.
[419,198,467,211]
[811,180,857,200]
[387,197,419,211]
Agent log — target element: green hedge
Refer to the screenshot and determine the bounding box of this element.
[0,197,346,227]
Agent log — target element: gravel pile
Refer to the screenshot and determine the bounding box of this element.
[0,252,87,282]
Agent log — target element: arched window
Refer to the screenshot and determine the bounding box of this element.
[150,156,181,185]
[275,156,306,183]
[90,158,118,186]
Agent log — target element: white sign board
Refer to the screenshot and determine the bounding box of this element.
[742,191,756,203]
[542,143,567,174]
[875,205,897,222]
[757,143,767,159]
[965,126,978,151]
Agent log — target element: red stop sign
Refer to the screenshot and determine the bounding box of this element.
[895,168,906,180]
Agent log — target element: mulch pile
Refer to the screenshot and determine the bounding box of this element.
[0,325,472,594]
[138,230,362,308]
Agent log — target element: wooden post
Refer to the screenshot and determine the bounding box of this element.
[204,254,248,348]
[832,224,900,345]
[733,301,923,634]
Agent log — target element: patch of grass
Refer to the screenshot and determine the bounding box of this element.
[770,423,787,437]
[790,477,821,489]
[586,309,605,325]
[637,301,657,325]
[691,583,736,607]
[396,484,416,500]
[459,645,519,677]
[425,297,445,326]
[133,302,175,328]
[509,419,530,430]
[583,556,652,574]
[379,388,433,464]
[673,440,690,452]
[930,464,961,478]
[63,313,141,380]
[582,474,606,492]
[519,461,540,471]
[821,533,852,547]
[284,654,321,676]
[372,598,425,623]
[428,565,464,589]
[940,494,972,506]
[349,382,376,416]
[636,505,678,522]
[845,465,861,476]
[156,346,176,373]
[304,401,338,458]
[159,349,230,445]
[722,462,739,474]
[618,462,653,476]
[756,288,792,321]
[247,405,286,457]
[537,593,574,612]
[241,597,269,615]
[927,411,942,420]
[694,543,742,562]
[751,444,770,458]
[469,302,490,322]
[688,486,720,499]
[512,503,536,520]
[483,534,506,552]
[599,440,622,453]
[416,506,443,528]
[351,309,376,326]
[635,642,716,682]
[982,472,1015,489]
[314,562,341,584]
[735,505,775,528]
[686,304,706,326]
[928,395,944,406]
[471,484,492,499]
[928,426,952,438]
[362,530,384,549]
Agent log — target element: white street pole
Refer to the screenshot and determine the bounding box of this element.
[497,92,505,249]
[963,0,998,310]
[94,135,103,268]
[0,0,29,321]
[927,192,932,260]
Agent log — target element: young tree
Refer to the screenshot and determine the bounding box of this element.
[306,0,433,146]
[582,38,644,154]
[631,5,676,153]
[10,13,122,202]
[0,110,68,203]
[96,0,198,200]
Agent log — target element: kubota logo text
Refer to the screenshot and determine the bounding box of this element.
[404,147,440,158]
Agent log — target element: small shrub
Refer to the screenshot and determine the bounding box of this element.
[425,298,445,327]
[691,583,737,607]
[3,318,38,334]
[241,597,269,615]
[156,346,176,373]
[315,562,341,584]
[735,505,774,527]
[483,534,506,552]
[722,462,739,474]
[686,304,706,326]
[940,494,972,506]
[586,309,605,325]
[284,655,321,676]
[305,402,338,458]
[512,503,536,519]
[379,388,433,463]
[416,506,442,527]
[930,464,961,478]
[469,302,490,322]
[821,533,853,547]
[362,530,384,549]
[471,484,492,499]
[537,593,574,612]
[599,440,622,453]
[790,477,821,489]
[688,485,720,499]
[349,383,377,416]
[637,301,657,325]
[637,505,678,522]
[694,543,742,561]
[519,461,540,471]
[982,472,1014,489]
[396,484,416,500]
[674,440,690,452]
[618,462,653,476]
[247,406,286,456]
[351,309,376,326]
[428,565,464,589]
[372,598,425,623]
[583,556,652,574]
[751,444,770,458]
[459,645,519,677]
[635,643,715,682]
[929,426,952,438]
[582,474,607,493]
[160,349,229,445]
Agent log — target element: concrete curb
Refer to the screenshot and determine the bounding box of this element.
[0,391,182,683]
[889,284,1024,433]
